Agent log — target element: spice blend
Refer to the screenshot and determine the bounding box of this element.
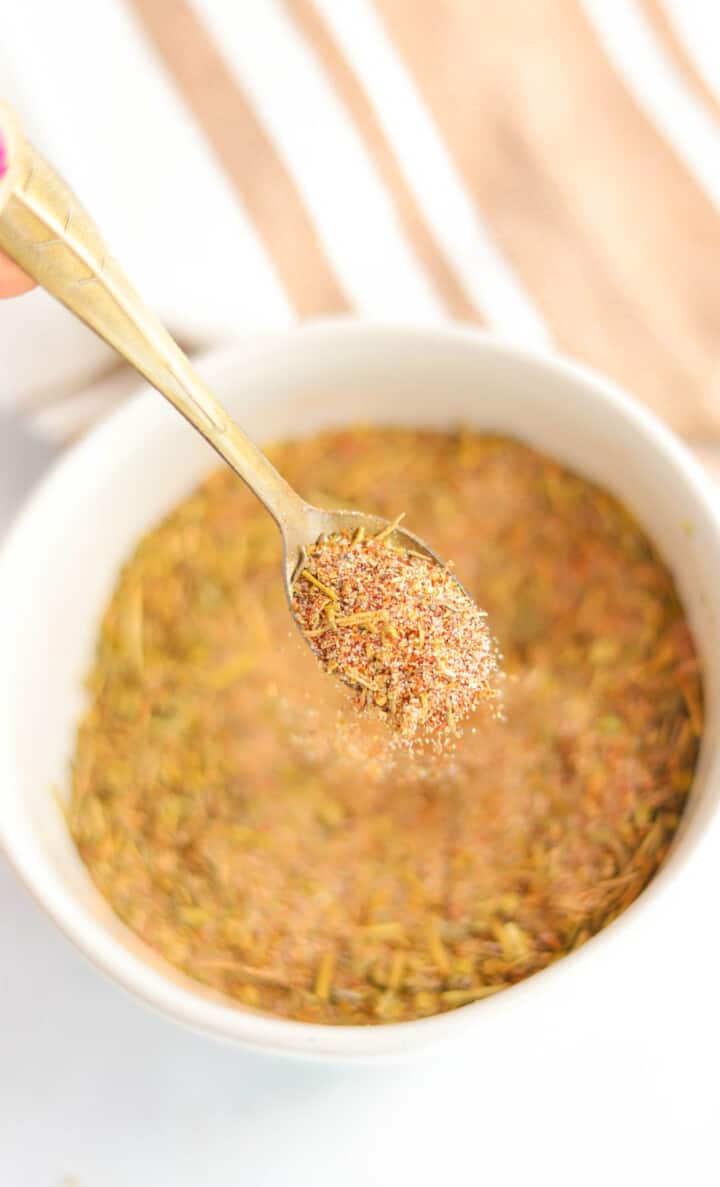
[69,428,702,1025]
[292,526,499,744]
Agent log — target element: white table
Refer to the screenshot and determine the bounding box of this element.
[2,415,718,1187]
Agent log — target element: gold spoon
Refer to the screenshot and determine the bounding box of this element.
[0,105,453,626]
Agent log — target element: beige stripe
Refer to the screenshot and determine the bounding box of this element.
[375,0,720,438]
[284,0,481,323]
[128,0,350,319]
[638,0,720,119]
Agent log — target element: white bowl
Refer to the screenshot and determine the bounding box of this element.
[1,321,719,1061]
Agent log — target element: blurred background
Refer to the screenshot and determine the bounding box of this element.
[2,0,720,454]
[2,3,720,1185]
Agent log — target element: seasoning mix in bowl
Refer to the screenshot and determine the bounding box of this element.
[68,427,702,1025]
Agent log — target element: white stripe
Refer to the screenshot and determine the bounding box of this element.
[192,0,446,320]
[311,0,551,345]
[660,0,720,108]
[581,0,720,211]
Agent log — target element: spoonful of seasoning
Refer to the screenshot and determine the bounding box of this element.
[291,518,498,743]
[0,105,499,743]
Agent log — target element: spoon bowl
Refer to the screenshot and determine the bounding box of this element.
[281,503,464,682]
[281,503,449,588]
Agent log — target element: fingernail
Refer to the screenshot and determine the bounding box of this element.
[0,131,7,179]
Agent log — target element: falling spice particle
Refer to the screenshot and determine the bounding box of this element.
[69,427,703,1026]
[292,528,500,745]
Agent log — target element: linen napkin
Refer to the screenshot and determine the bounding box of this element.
[0,0,718,460]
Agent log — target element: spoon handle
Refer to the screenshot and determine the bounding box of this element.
[0,104,307,531]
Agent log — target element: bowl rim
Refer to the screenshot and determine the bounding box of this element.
[2,317,719,1060]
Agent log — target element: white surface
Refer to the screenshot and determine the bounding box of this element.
[3,836,720,1187]
[2,327,720,1181]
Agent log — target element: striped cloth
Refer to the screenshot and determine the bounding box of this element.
[1,0,719,469]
